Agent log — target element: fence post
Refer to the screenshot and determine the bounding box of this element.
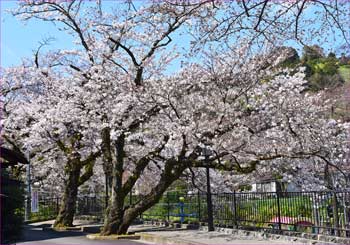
[198,191,201,222]
[276,191,282,231]
[233,190,238,229]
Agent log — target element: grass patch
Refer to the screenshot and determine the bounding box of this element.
[338,65,350,83]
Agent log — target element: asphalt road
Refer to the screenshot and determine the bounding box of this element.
[16,224,150,245]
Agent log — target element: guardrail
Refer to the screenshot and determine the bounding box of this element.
[28,191,350,237]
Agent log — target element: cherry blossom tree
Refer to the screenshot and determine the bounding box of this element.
[2,60,102,227]
[190,0,350,52]
[3,0,349,235]
[5,0,213,230]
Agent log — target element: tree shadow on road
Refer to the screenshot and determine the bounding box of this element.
[16,224,86,243]
[15,224,147,245]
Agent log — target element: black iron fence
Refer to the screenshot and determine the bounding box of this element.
[29,191,350,237]
[29,196,60,222]
[153,191,350,238]
[76,195,105,217]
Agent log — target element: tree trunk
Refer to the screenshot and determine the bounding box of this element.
[101,186,167,235]
[114,176,183,234]
[101,158,186,235]
[101,127,113,210]
[117,207,140,234]
[100,134,126,235]
[117,193,164,234]
[100,194,125,235]
[53,166,80,228]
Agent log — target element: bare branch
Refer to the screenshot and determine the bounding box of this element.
[254,0,268,31]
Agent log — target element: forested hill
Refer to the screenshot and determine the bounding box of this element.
[275,45,350,92]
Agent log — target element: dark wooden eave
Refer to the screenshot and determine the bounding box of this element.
[0,146,29,167]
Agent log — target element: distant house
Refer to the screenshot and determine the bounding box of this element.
[251,179,301,193]
[238,175,301,193]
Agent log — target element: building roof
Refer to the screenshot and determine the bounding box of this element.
[0,146,29,167]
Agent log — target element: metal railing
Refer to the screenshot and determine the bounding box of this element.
[29,191,350,237]
[28,196,60,222]
[135,191,350,237]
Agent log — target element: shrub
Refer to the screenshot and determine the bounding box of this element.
[1,170,25,244]
[308,73,344,91]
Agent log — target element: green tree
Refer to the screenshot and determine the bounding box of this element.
[1,169,25,244]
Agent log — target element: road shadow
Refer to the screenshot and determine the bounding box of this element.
[16,224,85,243]
[15,224,149,245]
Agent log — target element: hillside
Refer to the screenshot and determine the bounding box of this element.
[273,45,350,91]
[272,46,350,121]
[338,65,350,83]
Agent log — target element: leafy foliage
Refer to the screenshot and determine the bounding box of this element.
[338,65,350,83]
[1,170,25,244]
[303,53,344,91]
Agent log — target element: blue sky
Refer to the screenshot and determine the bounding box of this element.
[1,0,193,74]
[1,1,348,69]
[1,1,189,72]
[1,1,74,67]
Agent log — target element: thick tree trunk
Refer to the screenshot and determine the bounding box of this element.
[117,207,140,234]
[102,190,164,235]
[101,158,186,235]
[114,176,183,234]
[100,134,126,235]
[101,127,113,210]
[52,135,99,228]
[101,187,167,235]
[100,194,125,235]
[117,193,164,234]
[53,166,80,228]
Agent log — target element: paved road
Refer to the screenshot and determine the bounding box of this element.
[15,222,321,245]
[16,224,150,245]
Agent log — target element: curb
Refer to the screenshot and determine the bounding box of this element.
[42,225,103,233]
[86,233,141,240]
[43,227,82,231]
[138,230,337,245]
[139,223,340,245]
[138,232,206,245]
[200,226,338,244]
[58,227,81,231]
